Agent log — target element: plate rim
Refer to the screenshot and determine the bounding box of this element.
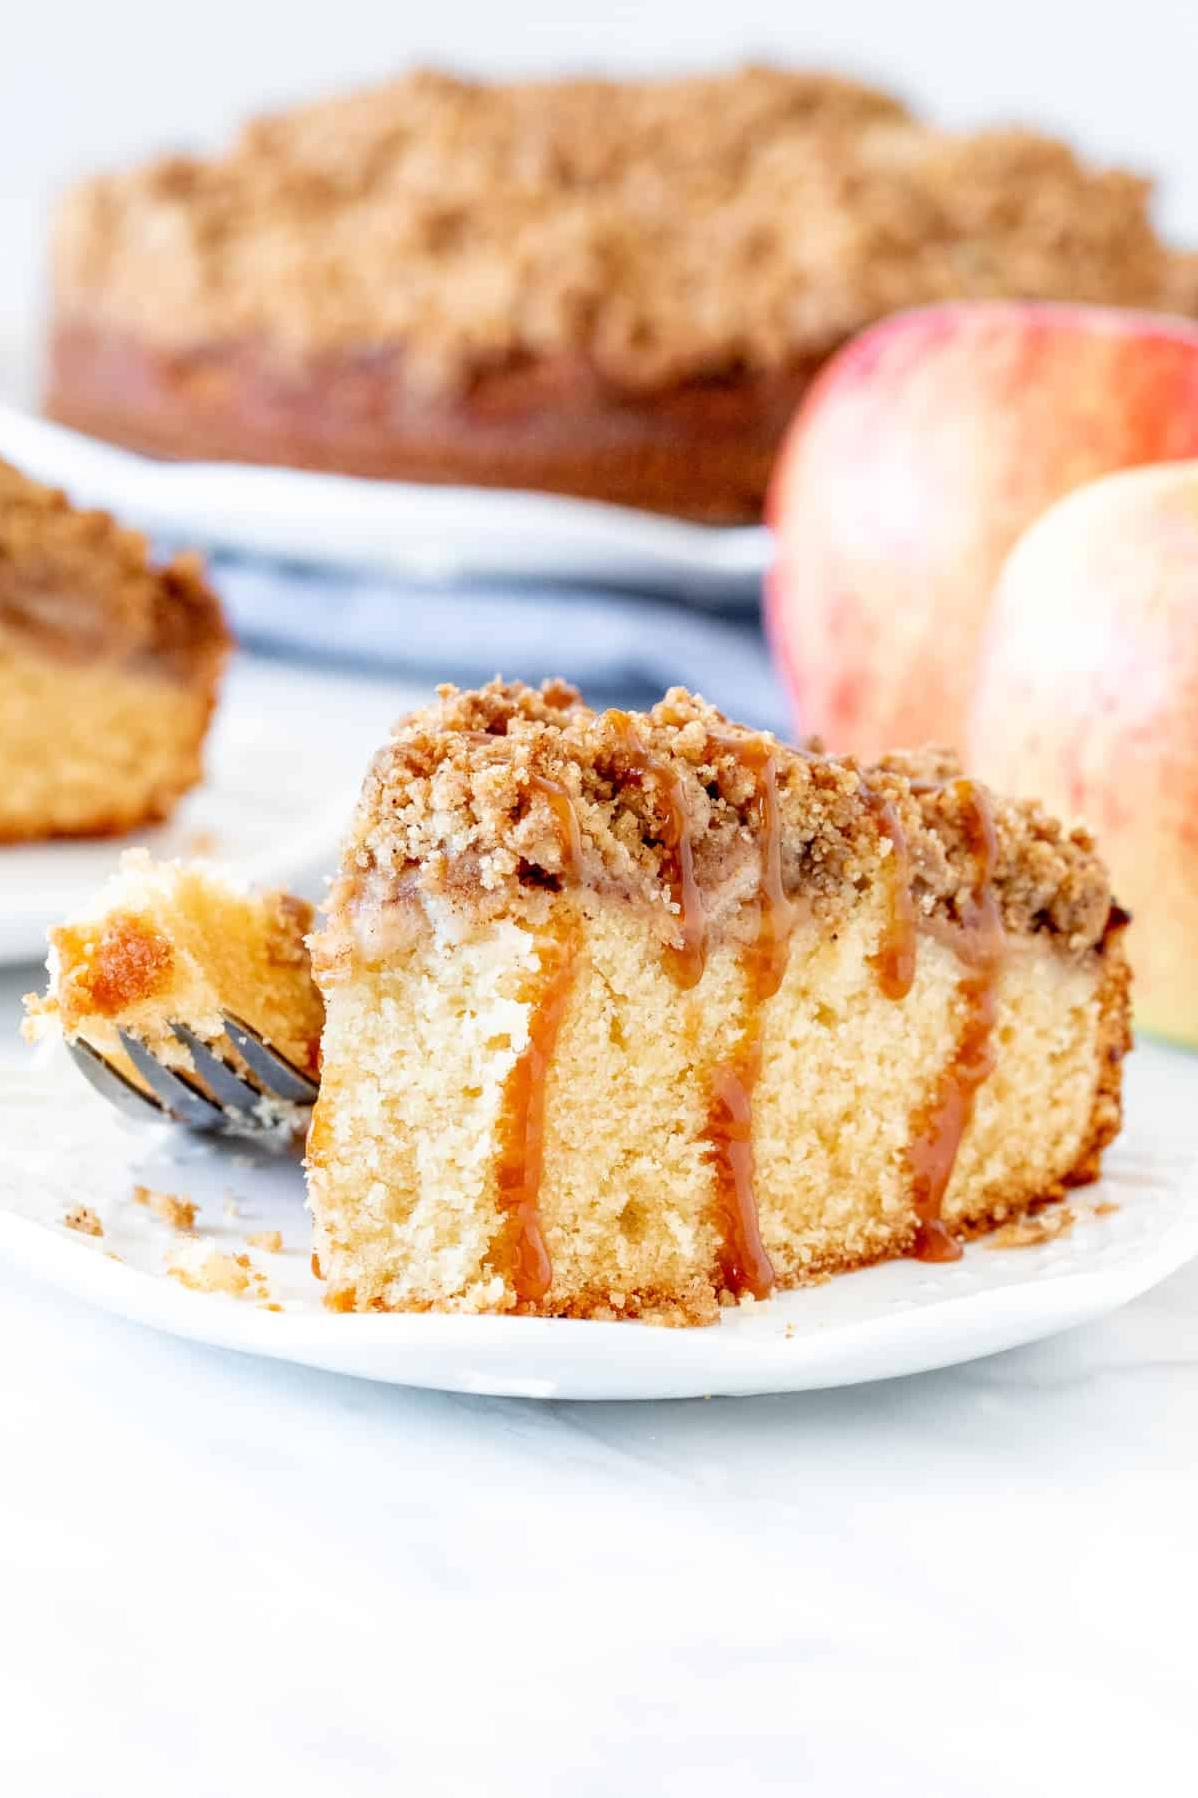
[3,1166,1194,1401]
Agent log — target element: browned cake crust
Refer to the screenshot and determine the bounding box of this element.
[46,67,1197,520]
[45,325,816,520]
[0,457,230,841]
[1064,919,1134,1189]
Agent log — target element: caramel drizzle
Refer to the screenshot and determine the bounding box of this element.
[721,734,796,1004]
[906,779,1005,1263]
[490,721,937,1300]
[865,788,917,1002]
[701,735,797,1301]
[605,710,707,988]
[486,776,584,1305]
[529,773,583,883]
[705,1045,775,1300]
[492,922,580,1303]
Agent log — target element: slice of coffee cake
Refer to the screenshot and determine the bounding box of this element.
[307,681,1130,1324]
[0,458,228,841]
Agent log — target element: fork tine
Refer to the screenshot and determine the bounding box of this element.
[117,1028,229,1132]
[170,1023,263,1115]
[67,1038,171,1125]
[221,1014,320,1104]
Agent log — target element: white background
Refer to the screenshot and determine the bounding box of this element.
[4,0,1198,339]
[4,11,1198,1793]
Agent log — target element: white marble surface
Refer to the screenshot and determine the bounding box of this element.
[2,961,1197,1796]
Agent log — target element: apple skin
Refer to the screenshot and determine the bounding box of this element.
[766,301,1198,759]
[967,461,1198,1045]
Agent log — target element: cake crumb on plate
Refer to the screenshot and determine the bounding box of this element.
[167,1243,253,1297]
[247,1230,283,1253]
[63,1204,103,1237]
[988,1207,1076,1249]
[133,1183,197,1231]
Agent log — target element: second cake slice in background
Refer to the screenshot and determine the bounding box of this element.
[0,458,229,842]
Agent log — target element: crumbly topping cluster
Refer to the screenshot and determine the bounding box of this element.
[0,457,228,677]
[52,66,1190,394]
[328,680,1114,956]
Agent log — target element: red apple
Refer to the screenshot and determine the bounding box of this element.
[968,461,1198,1043]
[767,301,1198,758]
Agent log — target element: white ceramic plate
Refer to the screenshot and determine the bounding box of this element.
[0,655,424,966]
[1,1040,1194,1401]
[0,400,770,603]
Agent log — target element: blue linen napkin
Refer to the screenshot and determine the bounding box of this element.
[211,554,792,735]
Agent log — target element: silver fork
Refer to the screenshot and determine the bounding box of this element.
[66,1013,318,1137]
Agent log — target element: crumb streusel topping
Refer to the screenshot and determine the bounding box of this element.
[0,457,228,677]
[52,66,1189,395]
[322,680,1115,964]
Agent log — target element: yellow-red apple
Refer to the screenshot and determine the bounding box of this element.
[767,301,1198,758]
[968,461,1198,1044]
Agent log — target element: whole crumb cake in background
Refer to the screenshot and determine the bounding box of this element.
[307,680,1131,1324]
[0,458,228,840]
[46,65,1198,521]
[25,851,324,1103]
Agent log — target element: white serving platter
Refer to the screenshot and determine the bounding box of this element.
[0,400,770,603]
[1,1038,1194,1402]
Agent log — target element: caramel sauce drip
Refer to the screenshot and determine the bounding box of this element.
[492,921,580,1302]
[907,779,1005,1263]
[712,732,796,1003]
[605,711,706,988]
[700,732,796,1301]
[705,1043,776,1301]
[865,789,917,1002]
[529,773,583,883]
